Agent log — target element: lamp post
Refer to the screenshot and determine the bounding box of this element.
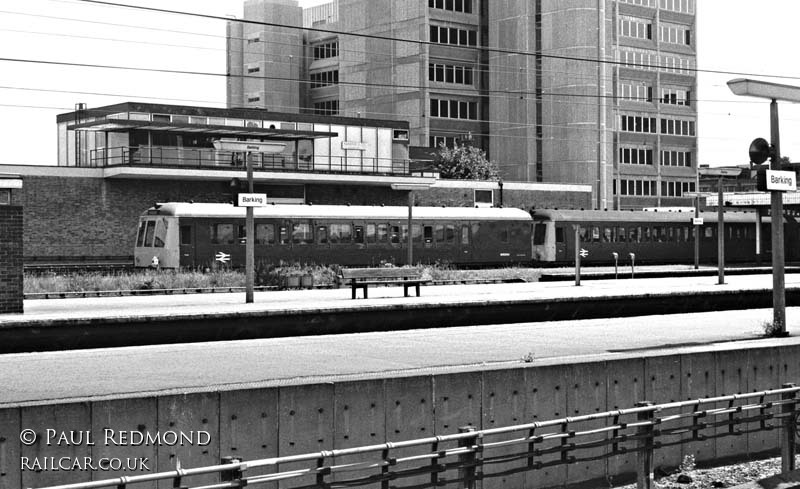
[213,139,286,303]
[727,78,800,337]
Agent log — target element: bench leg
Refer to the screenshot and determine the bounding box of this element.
[351,284,356,300]
[416,283,420,297]
[363,285,368,299]
[404,284,410,297]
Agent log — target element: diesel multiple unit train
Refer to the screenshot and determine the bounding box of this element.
[134,202,792,268]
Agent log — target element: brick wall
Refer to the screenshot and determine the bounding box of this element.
[0,205,23,313]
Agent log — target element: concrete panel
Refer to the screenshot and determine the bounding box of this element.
[525,365,568,488]
[277,383,334,489]
[20,403,91,489]
[680,352,716,464]
[157,393,219,489]
[605,358,645,484]
[219,389,278,486]
[91,398,157,484]
[714,350,749,462]
[0,408,20,489]
[745,348,782,457]
[433,372,482,435]
[332,380,385,489]
[384,377,434,489]
[645,355,682,471]
[779,344,800,386]
[565,362,608,485]
[481,368,526,489]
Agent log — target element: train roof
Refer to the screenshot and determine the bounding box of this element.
[531,208,767,224]
[144,202,534,221]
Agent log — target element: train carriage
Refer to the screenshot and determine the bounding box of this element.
[134,202,534,268]
[531,209,790,265]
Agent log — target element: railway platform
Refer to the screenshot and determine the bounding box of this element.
[1,271,800,353]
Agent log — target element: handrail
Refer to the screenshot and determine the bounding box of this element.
[31,385,800,489]
[87,146,412,176]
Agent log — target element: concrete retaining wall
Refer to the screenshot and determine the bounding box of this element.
[3,343,799,489]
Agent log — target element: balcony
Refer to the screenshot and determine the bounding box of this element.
[88,146,411,176]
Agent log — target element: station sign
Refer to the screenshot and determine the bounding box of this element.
[692,217,704,226]
[766,170,796,191]
[237,193,268,207]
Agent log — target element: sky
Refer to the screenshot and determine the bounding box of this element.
[1,0,800,169]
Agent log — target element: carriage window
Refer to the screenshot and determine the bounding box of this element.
[292,222,313,244]
[704,227,713,239]
[317,226,328,244]
[354,225,365,244]
[413,224,423,242]
[555,227,565,244]
[390,225,400,244]
[237,225,247,244]
[617,227,626,242]
[377,224,389,242]
[628,227,638,243]
[180,225,192,245]
[142,220,156,247]
[136,221,149,247]
[435,224,445,243]
[461,225,470,245]
[256,224,275,245]
[330,223,352,244]
[643,227,651,242]
[366,224,376,243]
[210,223,234,245]
[401,225,409,243]
[424,225,433,243]
[602,227,612,242]
[591,226,600,242]
[533,223,547,245]
[445,224,455,243]
[654,226,665,242]
[578,226,588,242]
[279,226,290,244]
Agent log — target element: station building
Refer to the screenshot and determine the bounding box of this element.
[227,0,698,211]
[6,101,591,264]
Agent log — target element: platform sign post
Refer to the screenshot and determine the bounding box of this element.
[213,139,286,304]
[697,168,740,285]
[727,78,800,336]
[574,226,581,286]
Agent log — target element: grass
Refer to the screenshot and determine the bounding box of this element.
[23,264,542,294]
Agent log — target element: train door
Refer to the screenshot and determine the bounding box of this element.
[554,225,567,261]
[178,220,195,268]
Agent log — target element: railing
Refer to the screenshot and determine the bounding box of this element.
[33,385,800,489]
[87,146,411,176]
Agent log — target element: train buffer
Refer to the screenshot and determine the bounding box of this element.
[338,267,429,299]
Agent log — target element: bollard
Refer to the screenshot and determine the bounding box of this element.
[629,253,636,279]
[458,426,478,489]
[781,384,797,473]
[612,252,619,279]
[636,401,655,489]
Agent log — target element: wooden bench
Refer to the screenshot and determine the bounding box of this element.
[338,267,429,299]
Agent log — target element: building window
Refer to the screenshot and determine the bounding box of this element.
[619,16,653,40]
[659,0,694,14]
[619,81,653,103]
[660,149,693,167]
[313,100,339,115]
[660,87,691,106]
[661,54,694,75]
[659,117,696,136]
[430,135,456,148]
[246,64,260,74]
[309,70,339,88]
[659,23,692,45]
[619,49,658,71]
[429,25,478,46]
[246,93,261,103]
[246,33,261,44]
[430,98,478,120]
[617,179,657,196]
[312,41,338,60]
[660,180,695,197]
[428,63,474,86]
[619,114,657,134]
[428,0,472,13]
[618,0,656,6]
[0,189,9,205]
[619,146,654,165]
[474,189,493,207]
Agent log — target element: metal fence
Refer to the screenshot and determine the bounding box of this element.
[87,147,410,176]
[33,385,800,489]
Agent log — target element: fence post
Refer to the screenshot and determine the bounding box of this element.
[458,426,478,489]
[636,401,654,489]
[781,383,797,473]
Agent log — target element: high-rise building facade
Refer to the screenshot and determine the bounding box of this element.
[227,0,697,210]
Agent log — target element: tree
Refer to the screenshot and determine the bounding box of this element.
[434,143,500,180]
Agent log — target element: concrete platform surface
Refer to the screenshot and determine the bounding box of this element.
[2,272,799,325]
